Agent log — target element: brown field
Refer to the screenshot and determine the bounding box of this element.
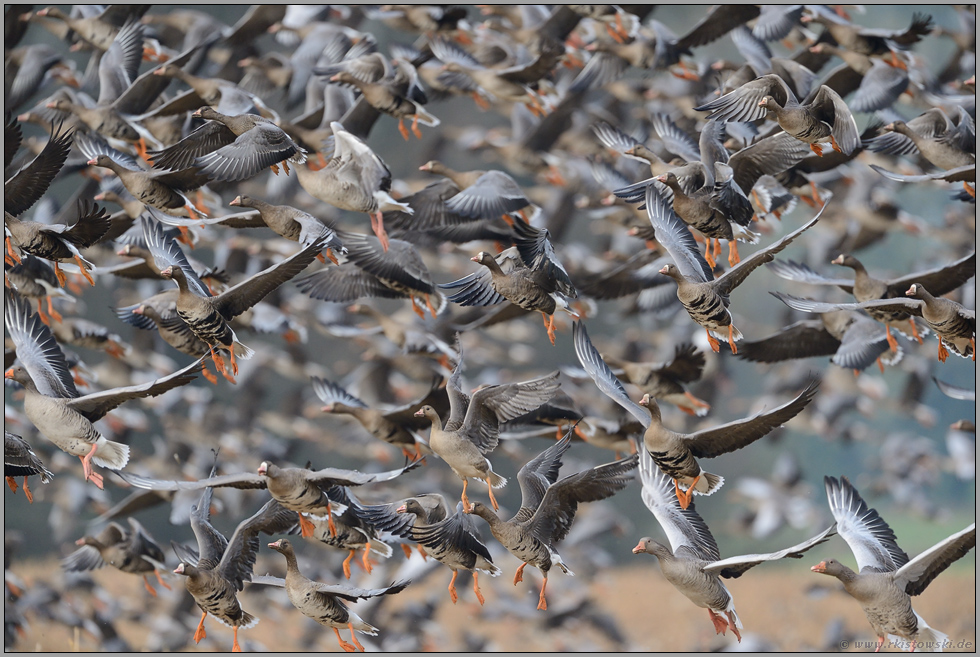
[8,557,974,653]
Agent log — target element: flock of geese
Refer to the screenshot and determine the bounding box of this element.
[3,4,976,653]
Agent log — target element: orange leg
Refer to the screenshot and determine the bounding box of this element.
[683,391,710,414]
[971,337,975,361]
[705,328,720,353]
[536,576,548,611]
[209,345,228,376]
[908,640,916,653]
[361,545,373,573]
[410,296,426,319]
[472,92,490,110]
[963,182,976,199]
[874,636,885,652]
[681,475,700,509]
[809,143,824,157]
[829,135,843,154]
[53,262,67,287]
[417,544,428,560]
[370,211,389,252]
[472,571,485,605]
[908,319,924,345]
[349,623,365,652]
[6,237,22,264]
[6,476,18,494]
[727,240,740,267]
[703,239,716,269]
[461,479,471,513]
[728,325,738,355]
[673,479,687,508]
[726,611,741,642]
[35,299,51,325]
[143,574,158,597]
[485,477,500,511]
[80,443,104,489]
[46,296,63,323]
[201,360,218,385]
[228,347,239,376]
[938,340,949,363]
[424,293,437,318]
[447,570,459,604]
[708,609,729,635]
[232,626,242,652]
[21,477,33,503]
[500,213,515,227]
[176,226,195,248]
[155,569,171,590]
[885,326,898,352]
[343,549,356,580]
[334,627,356,652]
[135,137,151,163]
[400,543,413,559]
[397,118,410,141]
[325,248,339,265]
[298,513,316,538]
[513,563,526,585]
[542,312,556,346]
[877,358,885,374]
[411,115,422,139]
[193,611,207,643]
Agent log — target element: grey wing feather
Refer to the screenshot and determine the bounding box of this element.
[638,446,720,561]
[4,288,79,398]
[702,523,838,578]
[572,321,650,429]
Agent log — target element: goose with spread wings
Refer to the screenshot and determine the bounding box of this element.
[4,289,200,489]
[413,357,561,513]
[645,184,827,353]
[812,476,975,652]
[115,459,422,541]
[633,447,836,643]
[159,235,327,379]
[467,433,638,611]
[573,320,817,508]
[171,488,298,653]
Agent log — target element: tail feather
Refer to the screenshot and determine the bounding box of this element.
[92,440,130,470]
[368,537,393,558]
[413,105,440,127]
[709,326,742,344]
[487,470,507,488]
[233,340,254,360]
[694,471,724,496]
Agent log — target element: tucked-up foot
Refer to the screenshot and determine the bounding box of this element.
[728,325,738,355]
[411,115,422,140]
[398,118,410,141]
[809,143,824,157]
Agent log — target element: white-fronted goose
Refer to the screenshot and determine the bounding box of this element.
[327,64,439,141]
[767,252,976,352]
[413,357,560,513]
[62,517,170,596]
[4,288,200,488]
[4,430,53,503]
[418,160,531,223]
[773,284,975,363]
[800,9,933,61]
[634,447,836,642]
[441,244,578,345]
[646,184,827,353]
[148,107,306,182]
[812,476,976,652]
[4,254,73,324]
[304,485,395,580]
[172,490,298,653]
[159,236,326,378]
[115,459,421,540]
[295,121,410,251]
[263,539,409,652]
[695,74,860,157]
[224,195,343,262]
[357,493,500,605]
[574,320,816,508]
[467,433,638,610]
[312,376,447,458]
